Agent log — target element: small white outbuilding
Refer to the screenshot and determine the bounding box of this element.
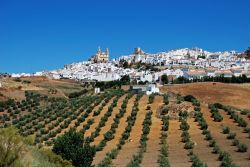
[94,87,101,94]
[130,84,160,95]
[146,84,160,95]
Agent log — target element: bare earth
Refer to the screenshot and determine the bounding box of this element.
[1,81,250,166]
[161,82,250,109]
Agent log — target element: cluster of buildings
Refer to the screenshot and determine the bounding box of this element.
[44,61,136,81]
[9,47,250,83]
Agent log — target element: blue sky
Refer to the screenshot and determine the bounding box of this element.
[0,0,250,73]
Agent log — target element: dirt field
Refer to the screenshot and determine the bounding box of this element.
[1,81,250,166]
[112,95,148,166]
[161,82,250,109]
[0,77,84,100]
[140,95,163,167]
[201,104,250,167]
[92,95,136,165]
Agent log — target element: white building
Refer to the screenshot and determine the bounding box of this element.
[130,84,160,95]
[94,87,101,94]
[146,84,160,95]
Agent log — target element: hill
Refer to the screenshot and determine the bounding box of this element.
[0,77,85,100]
[161,82,250,109]
[0,82,250,167]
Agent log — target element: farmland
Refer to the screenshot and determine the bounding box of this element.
[0,82,250,167]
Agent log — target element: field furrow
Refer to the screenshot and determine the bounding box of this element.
[140,95,163,167]
[112,95,148,167]
[188,118,220,167]
[91,94,127,145]
[201,104,250,167]
[76,96,109,132]
[168,119,191,167]
[219,109,250,141]
[92,95,135,165]
[83,96,116,138]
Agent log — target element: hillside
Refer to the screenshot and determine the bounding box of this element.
[0,77,85,100]
[161,82,250,109]
[0,82,250,167]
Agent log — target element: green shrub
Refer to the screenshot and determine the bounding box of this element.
[180,121,190,131]
[212,144,220,154]
[161,106,169,115]
[231,139,239,146]
[222,127,230,134]
[163,94,169,105]
[240,109,248,115]
[184,141,194,149]
[209,139,216,147]
[205,132,213,140]
[227,132,236,140]
[237,143,248,152]
[183,95,196,102]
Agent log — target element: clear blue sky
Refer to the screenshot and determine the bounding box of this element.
[0,0,250,73]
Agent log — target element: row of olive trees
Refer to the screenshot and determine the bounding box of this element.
[42,95,99,146]
[85,91,125,143]
[126,110,153,167]
[158,115,170,166]
[97,93,143,166]
[192,97,237,167]
[96,93,133,151]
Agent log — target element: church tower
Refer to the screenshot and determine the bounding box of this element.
[91,47,109,63]
[106,48,109,55]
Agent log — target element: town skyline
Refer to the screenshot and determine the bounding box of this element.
[1,0,250,73]
[0,46,247,73]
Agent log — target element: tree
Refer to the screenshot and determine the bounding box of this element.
[0,127,73,167]
[52,128,96,167]
[123,61,129,68]
[0,127,26,167]
[161,74,168,84]
[244,47,250,59]
[120,75,130,84]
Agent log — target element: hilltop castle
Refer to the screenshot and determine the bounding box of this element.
[90,47,109,63]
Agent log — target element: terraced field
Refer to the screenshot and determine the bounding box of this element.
[1,87,250,167]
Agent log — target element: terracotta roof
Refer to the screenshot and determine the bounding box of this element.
[215,70,233,75]
[188,70,206,75]
[205,68,217,72]
[241,71,250,75]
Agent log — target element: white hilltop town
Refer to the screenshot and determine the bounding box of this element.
[10,47,250,83]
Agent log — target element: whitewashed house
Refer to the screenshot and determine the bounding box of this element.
[187,70,206,80]
[130,84,160,95]
[51,72,61,79]
[205,68,216,77]
[62,71,73,79]
[146,84,160,95]
[241,71,250,78]
[94,87,101,94]
[215,70,233,78]
[231,69,242,77]
[140,73,153,83]
[11,73,21,78]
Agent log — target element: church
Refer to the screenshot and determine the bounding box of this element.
[90,47,109,63]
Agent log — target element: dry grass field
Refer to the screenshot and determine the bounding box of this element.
[161,82,250,109]
[0,77,84,100]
